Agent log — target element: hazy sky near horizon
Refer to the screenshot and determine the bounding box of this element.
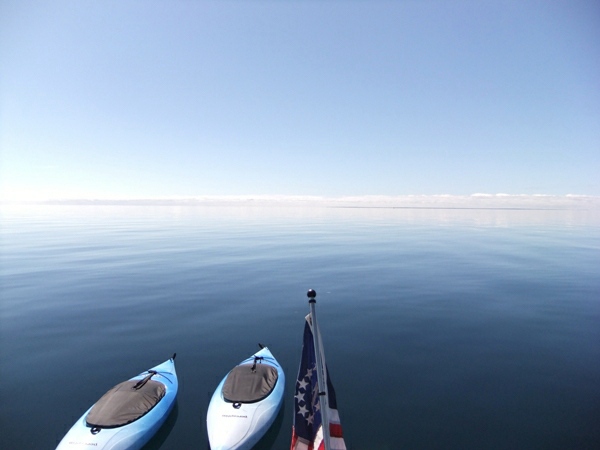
[1,0,599,200]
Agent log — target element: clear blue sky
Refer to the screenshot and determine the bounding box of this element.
[1,0,599,200]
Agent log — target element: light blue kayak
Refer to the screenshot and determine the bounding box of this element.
[207,345,285,450]
[56,355,178,450]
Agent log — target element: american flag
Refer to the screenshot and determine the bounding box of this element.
[291,316,346,450]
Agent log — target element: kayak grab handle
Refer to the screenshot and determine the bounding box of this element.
[132,370,157,390]
[251,357,264,372]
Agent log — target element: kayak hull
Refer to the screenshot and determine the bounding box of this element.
[56,357,178,450]
[207,347,285,450]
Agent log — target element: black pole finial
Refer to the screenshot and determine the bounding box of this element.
[307,289,316,303]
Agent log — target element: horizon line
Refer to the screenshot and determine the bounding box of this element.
[2,193,600,209]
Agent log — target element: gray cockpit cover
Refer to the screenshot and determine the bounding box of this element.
[222,363,278,403]
[86,380,165,428]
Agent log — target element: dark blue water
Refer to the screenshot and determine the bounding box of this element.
[1,205,599,449]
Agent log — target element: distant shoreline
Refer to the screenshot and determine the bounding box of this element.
[2,195,599,210]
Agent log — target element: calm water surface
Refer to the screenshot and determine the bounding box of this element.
[1,205,599,449]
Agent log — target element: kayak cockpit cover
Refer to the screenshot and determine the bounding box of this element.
[86,380,165,428]
[222,363,278,403]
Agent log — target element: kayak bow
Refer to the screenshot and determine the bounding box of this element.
[56,354,178,450]
[207,345,284,450]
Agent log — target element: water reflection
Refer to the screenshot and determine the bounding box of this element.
[2,203,600,231]
[143,402,178,450]
[1,203,599,449]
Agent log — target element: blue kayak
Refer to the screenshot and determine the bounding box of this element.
[56,355,178,450]
[207,346,285,450]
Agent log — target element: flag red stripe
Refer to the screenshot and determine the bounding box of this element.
[290,429,298,449]
[329,423,344,438]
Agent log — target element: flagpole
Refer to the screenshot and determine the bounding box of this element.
[307,289,331,450]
